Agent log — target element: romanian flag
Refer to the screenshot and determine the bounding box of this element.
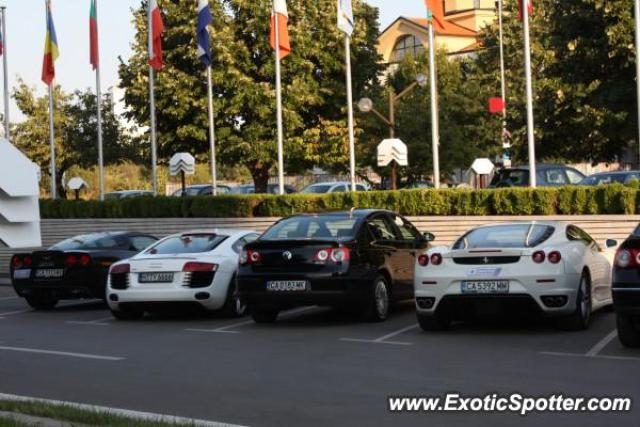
[424,0,446,29]
[0,25,4,57]
[42,0,59,86]
[90,0,99,70]
[270,0,290,60]
[148,0,164,70]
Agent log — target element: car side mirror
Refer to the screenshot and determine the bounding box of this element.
[423,232,436,242]
[605,239,618,248]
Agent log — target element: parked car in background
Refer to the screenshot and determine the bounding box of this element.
[10,232,158,309]
[612,225,640,347]
[231,184,296,194]
[237,210,433,323]
[107,229,259,320]
[171,184,233,197]
[300,182,370,194]
[414,222,615,331]
[579,171,640,186]
[104,190,154,200]
[490,164,585,188]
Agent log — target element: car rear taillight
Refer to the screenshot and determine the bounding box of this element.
[241,250,262,265]
[314,248,350,264]
[548,251,562,264]
[417,254,429,267]
[532,251,546,263]
[183,262,218,272]
[615,249,640,269]
[65,255,78,267]
[23,256,33,267]
[110,263,130,274]
[430,253,443,266]
[80,255,92,266]
[11,255,23,269]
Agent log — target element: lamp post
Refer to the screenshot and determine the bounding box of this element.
[358,74,427,190]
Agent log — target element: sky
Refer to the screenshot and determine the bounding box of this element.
[3,1,426,121]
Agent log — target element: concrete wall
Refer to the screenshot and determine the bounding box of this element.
[1,216,638,277]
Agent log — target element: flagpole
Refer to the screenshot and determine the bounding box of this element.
[94,0,104,201]
[427,16,440,189]
[522,0,536,188]
[48,83,57,199]
[497,0,508,146]
[343,35,357,192]
[148,4,158,196]
[1,6,9,141]
[207,65,218,196]
[634,0,640,167]
[274,1,285,196]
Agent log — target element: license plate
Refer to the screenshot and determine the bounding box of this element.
[266,280,308,292]
[13,270,31,280]
[35,269,64,279]
[461,280,509,294]
[139,272,174,283]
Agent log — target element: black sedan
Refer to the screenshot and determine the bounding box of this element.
[613,225,640,347]
[10,232,157,309]
[237,209,432,323]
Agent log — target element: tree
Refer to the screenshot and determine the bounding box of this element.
[12,81,136,198]
[118,0,382,191]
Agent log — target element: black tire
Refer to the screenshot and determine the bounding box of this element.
[363,275,390,322]
[220,275,247,318]
[110,307,144,321]
[25,296,59,310]
[617,314,640,348]
[417,312,451,331]
[557,271,592,331]
[251,307,279,324]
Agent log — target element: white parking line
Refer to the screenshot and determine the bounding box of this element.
[340,324,418,346]
[0,345,124,361]
[0,393,245,427]
[0,309,31,317]
[0,296,18,301]
[186,307,320,334]
[586,329,618,357]
[66,317,114,326]
[539,351,640,362]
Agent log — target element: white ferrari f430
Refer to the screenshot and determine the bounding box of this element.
[414,222,616,331]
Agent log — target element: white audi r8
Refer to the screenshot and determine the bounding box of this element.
[414,221,616,331]
[107,229,260,320]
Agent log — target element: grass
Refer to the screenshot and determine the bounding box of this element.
[0,400,199,426]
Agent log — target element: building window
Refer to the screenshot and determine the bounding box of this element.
[391,35,426,62]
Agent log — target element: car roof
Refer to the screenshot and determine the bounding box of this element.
[508,164,576,171]
[169,229,255,237]
[471,220,566,229]
[287,209,392,219]
[590,171,639,176]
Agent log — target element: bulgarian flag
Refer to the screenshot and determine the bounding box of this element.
[519,0,533,21]
[148,0,164,70]
[89,0,99,70]
[270,0,290,59]
[42,0,59,86]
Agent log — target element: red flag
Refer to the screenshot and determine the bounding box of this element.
[148,0,164,70]
[519,0,533,21]
[270,0,291,60]
[489,97,505,114]
[42,0,59,86]
[89,0,99,70]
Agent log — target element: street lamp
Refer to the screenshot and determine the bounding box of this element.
[358,74,427,190]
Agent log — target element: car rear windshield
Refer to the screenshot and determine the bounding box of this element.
[490,170,528,186]
[261,216,359,240]
[51,234,126,250]
[453,224,555,249]
[147,234,227,254]
[581,174,636,185]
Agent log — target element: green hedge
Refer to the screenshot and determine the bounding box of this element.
[39,184,640,219]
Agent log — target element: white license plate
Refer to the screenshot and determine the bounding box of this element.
[13,269,31,280]
[35,268,64,279]
[266,280,308,292]
[139,272,174,283]
[461,280,509,294]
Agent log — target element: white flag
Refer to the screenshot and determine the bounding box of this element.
[337,0,354,36]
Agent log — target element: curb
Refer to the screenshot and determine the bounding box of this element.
[0,393,246,427]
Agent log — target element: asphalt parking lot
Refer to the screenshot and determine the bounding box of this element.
[0,285,638,427]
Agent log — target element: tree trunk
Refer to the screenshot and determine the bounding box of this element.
[251,163,271,194]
